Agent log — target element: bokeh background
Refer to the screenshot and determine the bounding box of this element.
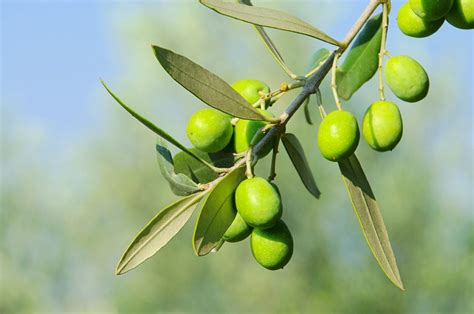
[1,0,473,313]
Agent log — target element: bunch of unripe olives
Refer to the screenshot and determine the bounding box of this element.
[398,0,473,37]
[318,53,428,160]
[186,79,293,270]
[317,0,472,162]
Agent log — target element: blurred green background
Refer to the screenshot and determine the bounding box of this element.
[1,0,473,313]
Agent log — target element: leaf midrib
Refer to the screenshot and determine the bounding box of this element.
[201,0,338,45]
[157,48,261,119]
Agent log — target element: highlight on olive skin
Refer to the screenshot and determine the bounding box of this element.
[186,108,233,153]
[384,55,429,103]
[250,220,294,270]
[363,101,403,152]
[397,2,444,37]
[317,110,360,162]
[232,79,271,108]
[409,0,454,21]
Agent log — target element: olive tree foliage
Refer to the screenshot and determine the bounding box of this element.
[101,0,469,290]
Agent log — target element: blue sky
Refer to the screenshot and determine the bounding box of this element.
[1,0,472,140]
[1,1,115,135]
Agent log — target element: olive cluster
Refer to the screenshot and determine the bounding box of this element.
[317,53,428,161]
[398,0,473,37]
[186,80,293,270]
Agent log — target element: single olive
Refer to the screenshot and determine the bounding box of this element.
[251,220,293,270]
[447,0,474,29]
[186,108,233,153]
[317,111,360,162]
[363,101,403,152]
[232,79,270,108]
[235,177,282,229]
[385,55,429,103]
[234,109,274,157]
[223,212,252,243]
[397,2,444,37]
[409,0,454,21]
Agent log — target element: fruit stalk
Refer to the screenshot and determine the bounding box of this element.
[378,1,389,101]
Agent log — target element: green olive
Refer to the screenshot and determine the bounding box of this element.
[234,109,274,157]
[397,2,444,37]
[447,0,474,29]
[362,101,403,152]
[223,212,252,243]
[186,108,233,153]
[409,0,454,21]
[317,111,360,162]
[251,220,293,270]
[235,177,282,229]
[232,79,270,108]
[385,55,429,103]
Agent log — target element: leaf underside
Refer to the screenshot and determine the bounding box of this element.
[193,166,246,256]
[173,148,235,184]
[200,0,340,46]
[152,45,264,120]
[282,133,321,199]
[336,13,383,100]
[156,139,201,196]
[116,191,207,275]
[339,155,404,291]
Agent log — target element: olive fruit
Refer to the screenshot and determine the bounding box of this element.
[362,101,403,152]
[186,108,233,153]
[317,111,360,162]
[235,177,282,229]
[397,2,444,37]
[385,55,429,103]
[447,0,474,29]
[232,79,270,107]
[251,220,293,270]
[223,212,252,242]
[409,0,454,21]
[234,109,273,156]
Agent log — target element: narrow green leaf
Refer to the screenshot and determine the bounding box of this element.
[152,45,264,120]
[101,80,214,171]
[336,14,383,100]
[174,148,234,184]
[193,166,246,256]
[116,191,208,275]
[338,155,404,291]
[200,0,340,46]
[156,139,201,196]
[282,133,321,199]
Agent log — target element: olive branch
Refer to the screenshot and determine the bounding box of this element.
[102,0,407,291]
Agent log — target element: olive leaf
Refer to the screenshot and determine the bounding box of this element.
[339,155,404,291]
[101,80,214,170]
[200,0,340,46]
[174,148,234,184]
[116,191,208,275]
[156,139,201,196]
[306,48,331,72]
[152,45,265,121]
[282,133,321,199]
[336,13,383,100]
[193,166,246,256]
